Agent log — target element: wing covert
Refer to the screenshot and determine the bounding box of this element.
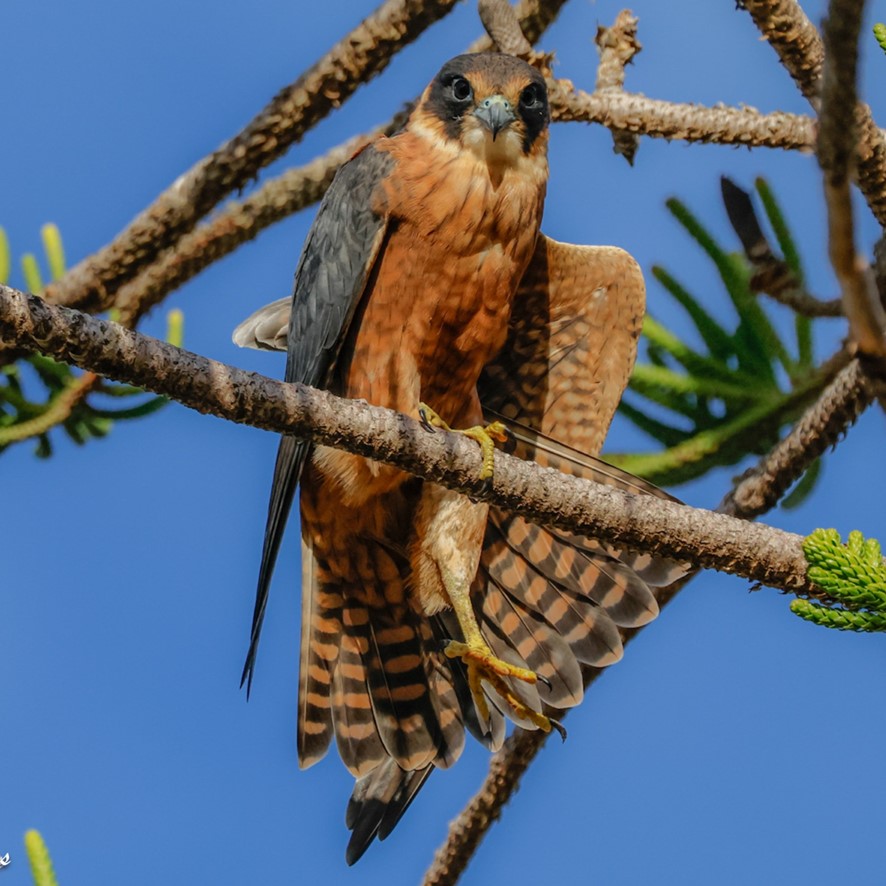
[479,233,645,454]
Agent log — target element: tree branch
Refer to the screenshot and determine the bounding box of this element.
[594,9,642,163]
[742,0,886,228]
[478,0,535,57]
[0,282,821,596]
[549,84,815,150]
[719,357,872,518]
[41,0,462,315]
[721,176,844,317]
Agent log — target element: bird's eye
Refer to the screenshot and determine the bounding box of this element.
[520,84,544,108]
[450,77,473,102]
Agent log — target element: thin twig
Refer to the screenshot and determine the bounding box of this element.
[755,273,844,316]
[719,358,871,518]
[594,9,642,163]
[476,0,569,49]
[742,0,886,228]
[720,176,843,317]
[752,270,844,317]
[0,371,98,445]
[41,0,462,315]
[0,282,820,595]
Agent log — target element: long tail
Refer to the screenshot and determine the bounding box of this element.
[342,505,675,858]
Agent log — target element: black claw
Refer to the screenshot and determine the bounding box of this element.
[468,476,494,504]
[535,672,552,691]
[419,407,437,433]
[549,718,567,742]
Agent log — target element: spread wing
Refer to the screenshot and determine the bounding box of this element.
[234,144,396,693]
[475,234,688,708]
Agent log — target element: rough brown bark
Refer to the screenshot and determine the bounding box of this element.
[550,85,815,150]
[594,9,642,162]
[0,282,821,596]
[720,358,871,518]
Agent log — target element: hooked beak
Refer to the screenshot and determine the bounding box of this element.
[474,94,517,140]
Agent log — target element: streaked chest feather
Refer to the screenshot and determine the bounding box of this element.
[369,130,548,371]
[319,129,548,499]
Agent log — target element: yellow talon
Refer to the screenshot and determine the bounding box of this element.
[443,639,555,734]
[418,403,509,481]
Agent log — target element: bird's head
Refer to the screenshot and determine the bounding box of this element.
[414,52,550,170]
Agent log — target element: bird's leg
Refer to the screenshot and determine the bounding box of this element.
[418,402,509,481]
[439,564,555,734]
[409,482,555,734]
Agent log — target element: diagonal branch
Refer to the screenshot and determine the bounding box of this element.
[719,357,871,518]
[0,282,823,595]
[113,124,399,327]
[742,0,886,227]
[721,176,844,317]
[41,0,462,315]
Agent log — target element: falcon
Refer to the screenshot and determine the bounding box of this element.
[233,51,685,863]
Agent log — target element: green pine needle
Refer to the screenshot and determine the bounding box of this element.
[0,224,185,458]
[790,599,886,631]
[754,178,804,283]
[0,227,10,285]
[630,362,757,403]
[641,314,760,387]
[754,178,814,371]
[24,830,59,886]
[40,224,66,282]
[874,23,886,54]
[166,308,185,348]
[650,266,735,360]
[795,529,886,632]
[21,254,44,294]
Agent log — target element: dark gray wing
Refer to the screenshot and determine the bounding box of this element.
[239,144,395,694]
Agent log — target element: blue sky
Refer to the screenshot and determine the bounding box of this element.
[3,1,886,884]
